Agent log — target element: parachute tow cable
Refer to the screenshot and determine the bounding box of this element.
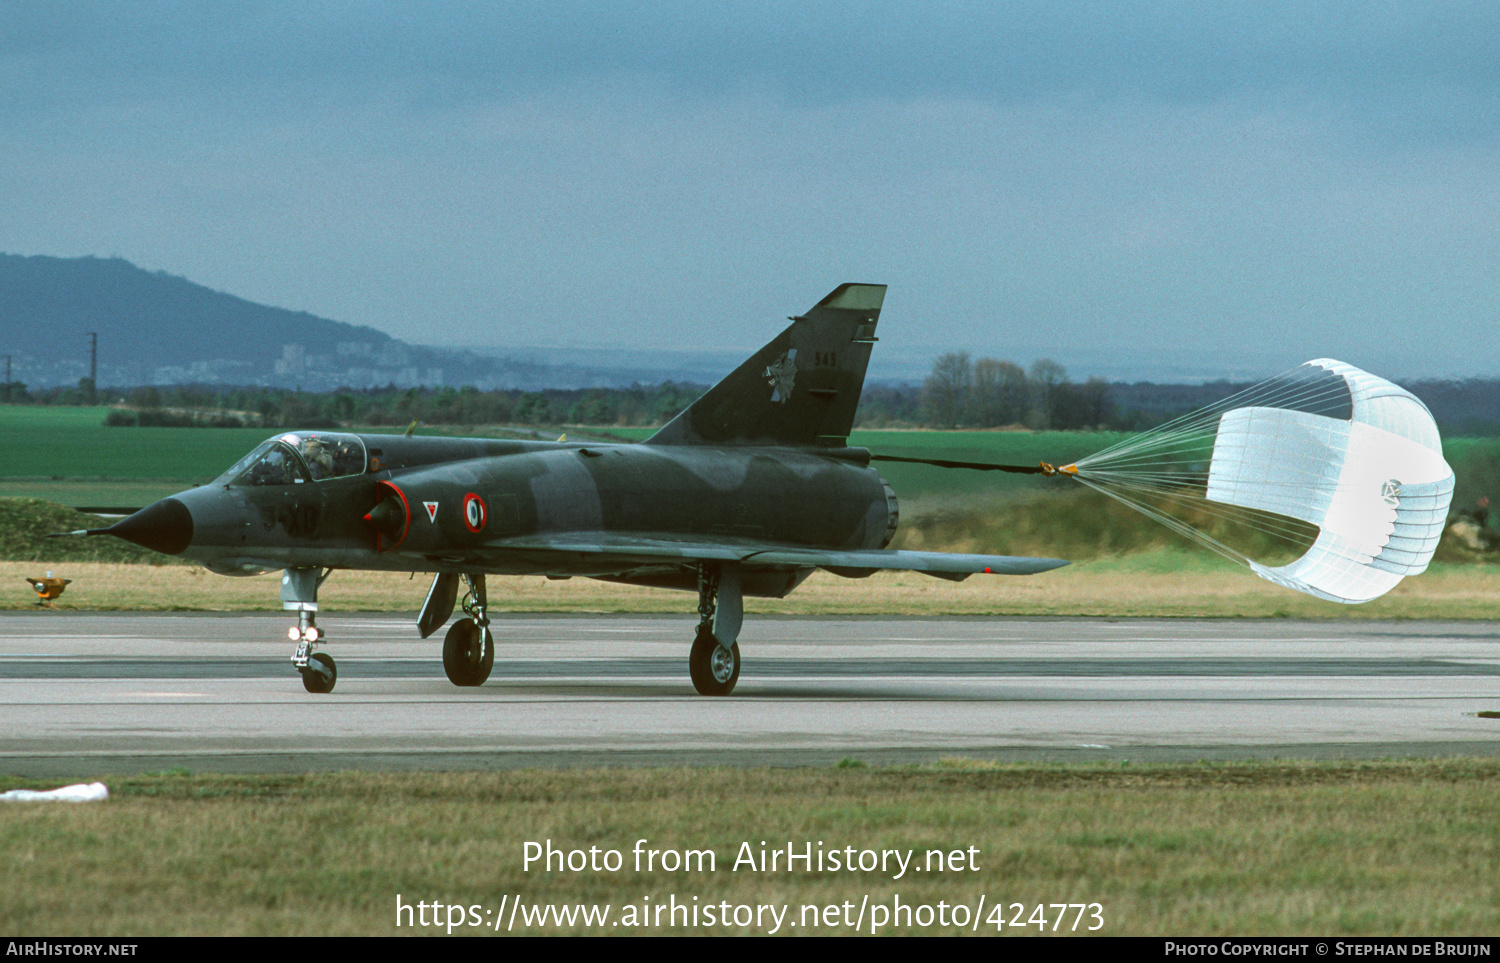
[870,454,1069,476]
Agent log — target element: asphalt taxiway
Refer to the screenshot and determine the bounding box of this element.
[1,612,1498,775]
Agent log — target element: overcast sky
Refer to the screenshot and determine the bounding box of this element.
[3,1,1497,380]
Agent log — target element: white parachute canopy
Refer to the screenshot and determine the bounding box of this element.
[1069,359,1454,603]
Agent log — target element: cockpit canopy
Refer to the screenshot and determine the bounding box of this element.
[221,432,368,486]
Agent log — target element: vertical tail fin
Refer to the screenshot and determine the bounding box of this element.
[646,283,886,447]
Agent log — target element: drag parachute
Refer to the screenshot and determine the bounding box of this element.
[1067,359,1454,603]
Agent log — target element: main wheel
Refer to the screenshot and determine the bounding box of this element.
[443,620,494,686]
[301,652,337,694]
[689,628,739,696]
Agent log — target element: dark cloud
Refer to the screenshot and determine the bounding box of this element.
[2,2,1496,377]
[8,2,1500,114]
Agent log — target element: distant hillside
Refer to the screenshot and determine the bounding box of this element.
[0,254,697,391]
[0,253,408,385]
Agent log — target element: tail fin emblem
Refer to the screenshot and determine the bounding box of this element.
[765,349,798,403]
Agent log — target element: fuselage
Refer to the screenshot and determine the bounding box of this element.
[122,432,899,587]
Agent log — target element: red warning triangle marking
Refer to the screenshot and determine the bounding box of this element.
[423,501,439,522]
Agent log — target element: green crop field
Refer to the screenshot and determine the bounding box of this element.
[0,405,269,507]
[7,403,1498,504]
[0,405,268,480]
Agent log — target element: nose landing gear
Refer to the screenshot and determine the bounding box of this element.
[284,567,337,693]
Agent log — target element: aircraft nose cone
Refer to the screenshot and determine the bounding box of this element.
[106,498,194,555]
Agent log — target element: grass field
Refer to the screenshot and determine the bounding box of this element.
[6,555,1498,618]
[2,762,1497,936]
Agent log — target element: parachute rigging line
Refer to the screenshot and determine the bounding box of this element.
[1060,359,1454,604]
[871,359,1451,603]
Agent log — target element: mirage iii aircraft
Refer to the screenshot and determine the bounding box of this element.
[78,284,1067,694]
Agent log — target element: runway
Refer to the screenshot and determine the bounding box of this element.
[2,612,1498,775]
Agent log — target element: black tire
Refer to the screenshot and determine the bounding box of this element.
[689,628,739,696]
[443,620,494,686]
[301,652,337,694]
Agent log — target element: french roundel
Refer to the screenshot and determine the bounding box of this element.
[463,493,487,533]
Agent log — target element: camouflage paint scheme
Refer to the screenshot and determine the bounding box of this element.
[88,284,1067,694]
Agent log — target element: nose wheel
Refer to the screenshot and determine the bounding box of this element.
[300,651,337,694]
[290,611,337,693]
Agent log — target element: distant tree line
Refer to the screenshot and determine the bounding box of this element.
[862,357,1500,435]
[84,381,706,431]
[1,377,705,430]
[5,367,1500,435]
[857,353,1112,430]
[897,352,1113,430]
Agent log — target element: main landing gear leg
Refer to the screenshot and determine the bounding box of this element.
[443,573,494,687]
[284,567,336,693]
[689,562,742,696]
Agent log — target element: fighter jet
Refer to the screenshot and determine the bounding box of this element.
[78,284,1067,694]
